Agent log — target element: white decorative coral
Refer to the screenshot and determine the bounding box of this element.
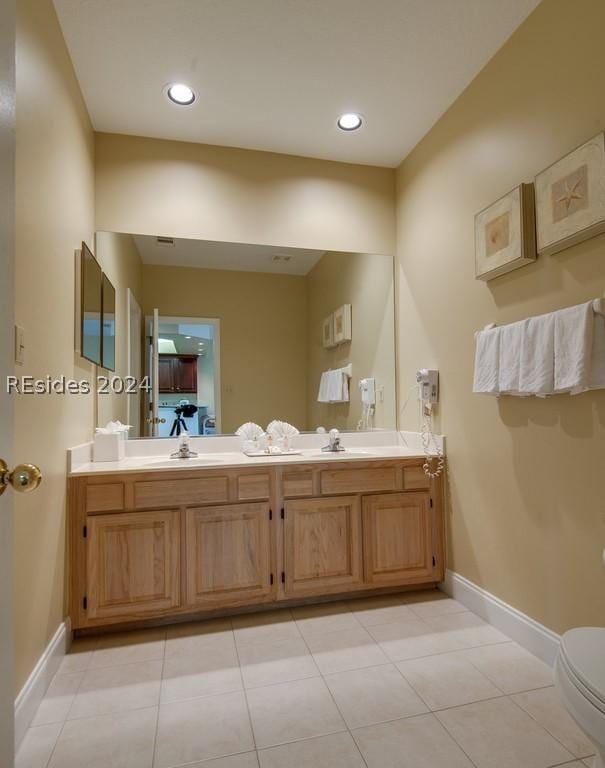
[267,420,300,441]
[235,422,265,441]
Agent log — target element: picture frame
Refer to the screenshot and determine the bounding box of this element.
[322,314,335,348]
[333,303,352,344]
[534,131,605,256]
[474,183,536,281]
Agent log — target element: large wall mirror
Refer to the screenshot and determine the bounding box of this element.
[95,231,396,438]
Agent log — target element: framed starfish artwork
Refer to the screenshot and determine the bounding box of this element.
[475,183,536,280]
[535,132,605,256]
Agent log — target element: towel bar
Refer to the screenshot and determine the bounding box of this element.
[483,296,605,331]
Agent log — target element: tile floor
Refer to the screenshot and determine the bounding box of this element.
[16,590,596,768]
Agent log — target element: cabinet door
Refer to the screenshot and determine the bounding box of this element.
[186,503,272,608]
[174,356,197,393]
[86,510,180,620]
[284,496,363,597]
[158,356,174,392]
[362,492,433,586]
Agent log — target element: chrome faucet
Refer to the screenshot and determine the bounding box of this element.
[322,428,345,452]
[170,432,198,459]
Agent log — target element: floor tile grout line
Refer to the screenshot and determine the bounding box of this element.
[395,648,511,702]
[151,631,169,768]
[295,611,371,768]
[231,615,260,756]
[507,692,591,762]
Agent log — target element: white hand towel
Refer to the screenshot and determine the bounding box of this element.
[554,302,593,394]
[317,372,330,403]
[519,313,555,396]
[498,320,524,394]
[588,313,605,390]
[473,327,500,395]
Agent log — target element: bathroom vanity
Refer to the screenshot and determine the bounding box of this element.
[68,441,445,632]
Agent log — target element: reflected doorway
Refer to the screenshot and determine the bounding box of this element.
[145,315,221,437]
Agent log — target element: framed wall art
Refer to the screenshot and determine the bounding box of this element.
[322,314,335,348]
[333,303,352,344]
[475,183,536,281]
[534,131,605,256]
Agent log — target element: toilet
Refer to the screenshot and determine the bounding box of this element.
[555,627,605,768]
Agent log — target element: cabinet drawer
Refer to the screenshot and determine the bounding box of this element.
[403,465,430,490]
[237,473,271,500]
[320,466,400,495]
[283,470,314,498]
[134,476,229,509]
[86,483,124,513]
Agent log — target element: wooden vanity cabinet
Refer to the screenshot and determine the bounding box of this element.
[69,459,444,630]
[186,502,273,609]
[362,492,434,586]
[85,509,181,621]
[283,496,363,597]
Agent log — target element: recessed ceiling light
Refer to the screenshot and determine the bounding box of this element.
[337,112,363,131]
[166,83,195,106]
[184,336,192,339]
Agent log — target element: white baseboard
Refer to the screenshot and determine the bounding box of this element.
[14,619,71,749]
[441,570,560,666]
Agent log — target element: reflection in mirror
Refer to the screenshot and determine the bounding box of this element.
[80,242,102,365]
[94,232,396,438]
[101,274,116,371]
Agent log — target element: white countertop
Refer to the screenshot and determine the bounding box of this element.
[68,430,445,477]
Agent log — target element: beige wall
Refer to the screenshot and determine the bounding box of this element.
[307,252,396,431]
[95,132,395,255]
[14,0,95,691]
[95,231,143,427]
[396,0,605,633]
[142,265,308,433]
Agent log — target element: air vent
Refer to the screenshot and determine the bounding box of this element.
[156,237,175,247]
[271,254,292,263]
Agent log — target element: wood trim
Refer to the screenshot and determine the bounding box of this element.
[85,482,124,512]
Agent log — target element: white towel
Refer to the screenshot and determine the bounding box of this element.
[317,372,331,403]
[498,320,524,394]
[473,327,500,395]
[519,313,555,396]
[327,369,349,402]
[318,369,350,403]
[588,313,605,390]
[554,302,593,394]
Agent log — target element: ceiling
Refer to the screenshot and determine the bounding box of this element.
[134,235,325,275]
[54,0,539,167]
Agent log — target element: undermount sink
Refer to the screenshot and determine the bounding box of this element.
[308,450,377,459]
[142,457,225,468]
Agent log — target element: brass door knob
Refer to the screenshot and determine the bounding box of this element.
[0,459,42,495]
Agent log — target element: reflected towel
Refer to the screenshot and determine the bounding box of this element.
[317,371,331,403]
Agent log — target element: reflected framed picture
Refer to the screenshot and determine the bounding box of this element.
[322,314,335,348]
[474,183,536,281]
[333,303,352,344]
[535,132,605,256]
[101,274,116,371]
[80,242,102,365]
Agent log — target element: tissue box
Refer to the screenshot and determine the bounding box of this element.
[93,432,125,462]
